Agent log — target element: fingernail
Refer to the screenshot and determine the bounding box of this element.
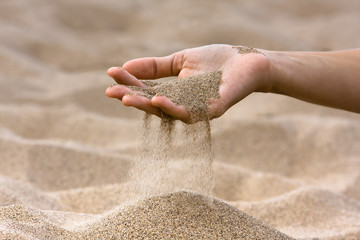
[107,67,116,72]
[105,87,112,95]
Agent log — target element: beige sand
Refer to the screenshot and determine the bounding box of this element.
[125,71,220,202]
[125,71,222,122]
[0,192,292,239]
[1,0,360,239]
[128,115,215,201]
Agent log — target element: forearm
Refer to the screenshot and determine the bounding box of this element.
[262,49,360,113]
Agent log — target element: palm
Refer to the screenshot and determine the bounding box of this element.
[177,45,234,78]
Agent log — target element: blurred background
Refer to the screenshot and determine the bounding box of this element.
[1,0,360,71]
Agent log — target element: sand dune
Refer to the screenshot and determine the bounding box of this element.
[1,0,360,239]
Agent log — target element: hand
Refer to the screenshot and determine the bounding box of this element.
[105,44,271,123]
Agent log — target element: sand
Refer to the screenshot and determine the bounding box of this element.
[1,0,360,239]
[128,114,215,201]
[125,71,222,122]
[124,71,221,202]
[0,192,293,239]
[125,71,220,201]
[232,46,262,55]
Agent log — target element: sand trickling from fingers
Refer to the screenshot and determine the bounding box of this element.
[127,72,222,200]
[128,115,215,200]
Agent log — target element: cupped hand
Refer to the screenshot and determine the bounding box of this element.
[105,44,270,123]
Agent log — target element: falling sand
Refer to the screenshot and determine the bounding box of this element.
[125,54,261,199]
[127,71,223,199]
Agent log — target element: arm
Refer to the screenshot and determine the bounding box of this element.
[106,45,360,123]
[264,49,360,113]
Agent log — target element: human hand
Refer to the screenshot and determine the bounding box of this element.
[105,44,270,123]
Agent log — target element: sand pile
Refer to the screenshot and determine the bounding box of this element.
[1,0,360,239]
[81,191,293,239]
[0,192,293,239]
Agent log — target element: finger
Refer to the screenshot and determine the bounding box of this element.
[151,95,190,122]
[122,95,162,117]
[105,85,133,99]
[207,98,226,120]
[107,67,144,87]
[122,52,184,79]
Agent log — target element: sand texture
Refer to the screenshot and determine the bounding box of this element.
[1,0,360,239]
[125,71,222,122]
[128,115,215,201]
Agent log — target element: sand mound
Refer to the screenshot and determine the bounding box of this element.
[0,191,293,239]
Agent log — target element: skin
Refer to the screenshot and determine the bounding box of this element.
[106,44,360,123]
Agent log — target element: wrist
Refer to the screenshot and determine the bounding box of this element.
[258,49,292,95]
[252,49,275,93]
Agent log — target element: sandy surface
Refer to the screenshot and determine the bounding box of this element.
[1,0,360,239]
